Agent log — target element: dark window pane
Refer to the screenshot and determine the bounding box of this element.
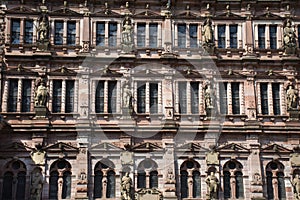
[278,172,286,199]
[190,24,198,48]
[180,170,188,198]
[95,81,104,113]
[260,83,269,115]
[235,171,244,198]
[52,80,62,113]
[178,24,186,48]
[266,171,273,200]
[150,83,158,114]
[137,83,146,113]
[62,171,72,199]
[11,19,20,44]
[65,80,74,113]
[94,171,103,198]
[67,21,76,45]
[150,171,158,188]
[49,171,59,199]
[218,25,226,48]
[96,22,105,46]
[224,171,231,198]
[8,79,18,112]
[109,23,117,47]
[219,82,228,114]
[16,171,26,200]
[232,83,240,114]
[270,25,277,49]
[54,21,63,45]
[272,83,280,115]
[191,82,199,114]
[2,172,13,200]
[179,82,187,114]
[108,81,117,113]
[230,25,238,48]
[107,171,115,198]
[258,25,266,49]
[149,23,158,47]
[24,20,33,44]
[298,26,300,48]
[137,171,146,188]
[137,24,146,47]
[193,171,201,198]
[22,79,32,112]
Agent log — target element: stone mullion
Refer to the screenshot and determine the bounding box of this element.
[188,171,193,198]
[278,25,282,49]
[272,172,279,200]
[90,80,96,113]
[50,20,55,45]
[145,170,150,188]
[268,83,274,115]
[74,79,79,113]
[186,81,191,114]
[17,79,22,112]
[279,83,285,115]
[145,23,149,47]
[133,81,138,113]
[117,22,121,47]
[20,19,24,45]
[198,24,202,46]
[158,82,162,113]
[105,21,109,46]
[230,173,236,199]
[49,80,53,112]
[76,20,80,45]
[254,24,258,48]
[225,24,230,48]
[116,80,121,113]
[158,23,162,47]
[33,19,37,44]
[63,20,67,45]
[2,80,8,112]
[238,23,243,48]
[213,24,218,47]
[227,82,232,115]
[145,82,150,113]
[240,82,245,115]
[257,83,262,115]
[134,23,138,47]
[174,23,178,47]
[175,81,179,113]
[266,25,270,49]
[92,21,96,46]
[104,80,108,113]
[186,23,190,48]
[30,79,35,112]
[61,80,66,113]
[12,175,18,200]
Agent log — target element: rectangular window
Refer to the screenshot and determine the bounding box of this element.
[190,82,199,114]
[269,25,277,49]
[230,25,238,48]
[137,24,146,47]
[108,23,117,47]
[52,80,62,113]
[149,23,158,48]
[8,79,18,112]
[11,19,20,44]
[260,83,269,115]
[178,82,187,114]
[95,81,104,113]
[67,21,76,45]
[21,80,32,112]
[218,25,226,48]
[232,83,240,114]
[219,82,228,114]
[137,83,146,113]
[150,83,158,114]
[272,83,280,115]
[24,20,33,44]
[54,21,63,45]
[96,22,105,46]
[189,24,198,48]
[178,24,186,48]
[108,81,117,113]
[65,80,74,113]
[258,25,265,49]
[298,26,300,48]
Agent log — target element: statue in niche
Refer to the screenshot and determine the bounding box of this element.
[122,17,134,53]
[204,84,216,110]
[30,171,43,200]
[121,172,132,200]
[206,171,219,200]
[293,174,300,199]
[37,16,49,41]
[202,18,214,45]
[286,85,298,109]
[283,19,297,54]
[122,84,132,109]
[34,80,48,107]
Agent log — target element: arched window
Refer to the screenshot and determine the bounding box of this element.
[94,159,115,198]
[180,159,201,199]
[49,159,72,199]
[266,161,286,200]
[2,160,26,200]
[223,160,244,199]
[137,159,158,189]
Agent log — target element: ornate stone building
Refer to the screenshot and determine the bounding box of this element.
[1,0,300,199]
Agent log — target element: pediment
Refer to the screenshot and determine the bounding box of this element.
[135,10,161,17]
[216,12,244,20]
[176,11,199,18]
[132,142,163,152]
[49,66,77,76]
[6,66,38,75]
[51,8,82,16]
[92,10,121,17]
[261,144,292,153]
[45,142,79,152]
[0,142,32,152]
[217,143,250,153]
[133,69,164,77]
[177,143,208,152]
[91,142,122,152]
[92,68,123,77]
[255,12,282,20]
[6,6,38,14]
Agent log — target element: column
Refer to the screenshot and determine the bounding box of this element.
[61,80,66,113]
[20,19,24,44]
[30,80,35,112]
[105,21,109,46]
[199,82,204,114]
[186,23,190,48]
[239,82,245,115]
[76,20,80,45]
[117,22,121,47]
[268,83,273,115]
[145,23,149,47]
[257,83,262,115]
[50,20,54,45]
[214,24,218,47]
[63,20,67,45]
[175,81,179,114]
[33,19,38,43]
[225,24,230,48]
[145,82,150,113]
[116,81,121,113]
[158,82,162,113]
[238,23,243,48]
[104,80,108,113]
[227,82,232,115]
[279,83,286,115]
[17,79,22,112]
[49,80,53,112]
[198,24,202,46]
[74,79,79,113]
[174,23,178,47]
[278,25,283,50]
[134,23,138,47]
[92,21,96,46]
[133,81,137,113]
[266,25,270,49]
[254,24,258,48]
[158,23,162,47]
[186,81,191,114]
[272,171,279,200]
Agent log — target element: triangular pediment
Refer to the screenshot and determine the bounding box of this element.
[216,12,244,20]
[0,142,32,152]
[51,8,82,16]
[133,69,164,77]
[92,68,123,77]
[6,66,38,76]
[217,143,250,153]
[92,10,121,17]
[135,10,161,17]
[177,143,208,152]
[91,142,122,152]
[261,144,292,153]
[132,142,162,152]
[6,6,38,14]
[176,11,199,18]
[45,142,79,152]
[49,66,77,76]
[255,12,282,20]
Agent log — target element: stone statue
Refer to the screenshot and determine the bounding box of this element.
[286,85,298,109]
[283,19,297,54]
[206,171,219,200]
[293,174,300,199]
[122,17,133,53]
[121,172,132,200]
[202,18,214,45]
[35,81,48,106]
[37,16,48,41]
[166,168,175,183]
[204,84,215,110]
[30,171,43,200]
[123,84,132,109]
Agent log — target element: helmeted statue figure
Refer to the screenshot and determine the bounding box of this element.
[121,172,132,200]
[206,171,219,200]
